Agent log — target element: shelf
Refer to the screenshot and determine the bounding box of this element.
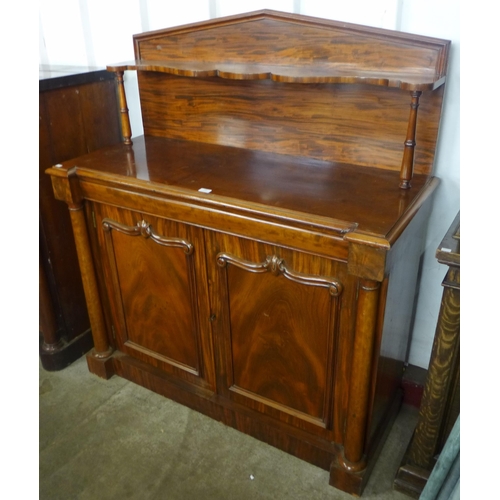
[49,135,433,238]
[107,60,445,91]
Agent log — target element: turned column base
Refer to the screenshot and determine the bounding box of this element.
[338,450,368,474]
[330,389,404,496]
[39,328,94,371]
[329,450,367,497]
[86,349,116,379]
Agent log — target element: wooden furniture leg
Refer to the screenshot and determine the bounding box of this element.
[330,278,381,493]
[68,202,115,378]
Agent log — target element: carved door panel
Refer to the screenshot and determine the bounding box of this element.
[208,232,350,437]
[93,203,215,391]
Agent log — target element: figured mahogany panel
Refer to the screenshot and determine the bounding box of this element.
[94,204,214,387]
[138,73,444,175]
[209,232,357,436]
[108,223,196,369]
[133,12,449,82]
[228,266,334,419]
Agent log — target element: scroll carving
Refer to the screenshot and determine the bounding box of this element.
[102,218,194,254]
[216,252,343,296]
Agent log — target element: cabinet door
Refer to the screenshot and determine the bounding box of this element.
[208,232,350,436]
[93,204,215,391]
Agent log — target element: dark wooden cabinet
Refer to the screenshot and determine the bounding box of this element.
[39,66,122,370]
[394,212,460,498]
[46,11,450,495]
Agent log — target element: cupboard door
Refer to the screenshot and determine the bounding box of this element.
[94,204,215,391]
[209,233,348,436]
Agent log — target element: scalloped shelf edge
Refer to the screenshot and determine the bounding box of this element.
[106,61,445,91]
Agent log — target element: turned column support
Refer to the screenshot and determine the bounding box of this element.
[114,70,133,145]
[340,278,381,471]
[48,166,114,376]
[399,90,422,190]
[68,202,113,360]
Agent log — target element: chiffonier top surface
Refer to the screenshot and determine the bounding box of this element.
[52,135,435,240]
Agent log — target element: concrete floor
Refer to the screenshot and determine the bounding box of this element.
[40,356,418,500]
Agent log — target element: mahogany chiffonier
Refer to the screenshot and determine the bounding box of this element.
[394,212,460,497]
[46,11,450,495]
[40,66,122,370]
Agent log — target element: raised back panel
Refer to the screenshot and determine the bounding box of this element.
[138,73,444,173]
[124,10,449,176]
[133,11,449,78]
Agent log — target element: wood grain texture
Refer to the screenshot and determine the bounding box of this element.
[228,268,332,422]
[47,135,435,239]
[408,280,460,468]
[93,204,216,391]
[46,11,450,496]
[68,203,111,359]
[400,91,422,188]
[111,60,444,90]
[131,11,449,88]
[342,279,381,468]
[206,231,358,439]
[109,9,450,181]
[114,71,132,144]
[105,218,198,371]
[39,89,88,345]
[111,350,341,471]
[39,69,122,370]
[137,73,444,176]
[394,213,460,498]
